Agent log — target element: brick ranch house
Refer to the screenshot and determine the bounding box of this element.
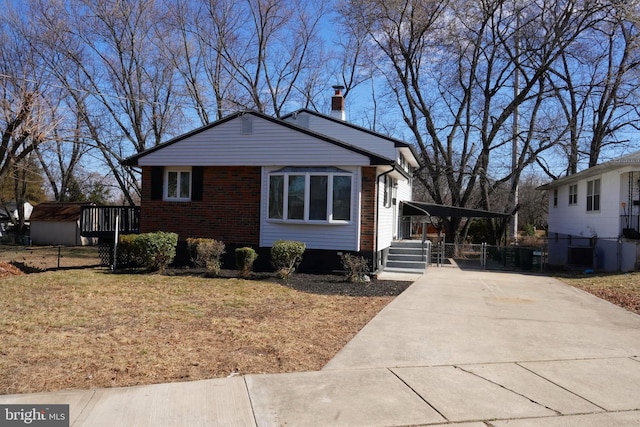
[122,90,420,273]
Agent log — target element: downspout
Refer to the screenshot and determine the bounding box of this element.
[374,164,396,274]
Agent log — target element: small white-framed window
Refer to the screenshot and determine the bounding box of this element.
[586,178,600,212]
[268,167,352,223]
[165,167,191,201]
[568,184,577,206]
[383,175,395,208]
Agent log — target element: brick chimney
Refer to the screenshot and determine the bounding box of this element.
[331,85,345,120]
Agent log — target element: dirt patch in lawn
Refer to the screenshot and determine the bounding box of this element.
[556,271,640,315]
[0,268,411,394]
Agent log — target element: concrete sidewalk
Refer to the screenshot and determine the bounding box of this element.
[3,267,640,426]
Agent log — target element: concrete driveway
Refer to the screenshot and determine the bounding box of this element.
[2,266,640,426]
[325,267,640,368]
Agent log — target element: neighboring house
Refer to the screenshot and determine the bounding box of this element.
[122,89,420,272]
[30,202,98,246]
[0,201,34,242]
[0,201,34,225]
[538,151,640,272]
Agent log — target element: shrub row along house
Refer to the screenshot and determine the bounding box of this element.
[122,88,420,273]
[539,151,640,272]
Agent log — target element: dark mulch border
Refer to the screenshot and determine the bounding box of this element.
[162,268,413,297]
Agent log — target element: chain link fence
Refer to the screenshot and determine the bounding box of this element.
[428,242,546,271]
[0,245,101,272]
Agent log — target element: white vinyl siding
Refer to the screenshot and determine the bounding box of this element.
[285,112,400,161]
[138,115,373,167]
[377,183,395,250]
[378,171,412,250]
[547,171,626,240]
[260,166,361,250]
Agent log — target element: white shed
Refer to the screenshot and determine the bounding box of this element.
[30,202,97,246]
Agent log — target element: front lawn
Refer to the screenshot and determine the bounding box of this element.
[556,271,640,315]
[0,268,410,394]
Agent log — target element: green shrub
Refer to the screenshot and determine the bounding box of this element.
[118,232,178,272]
[523,223,536,237]
[186,238,225,276]
[235,247,258,279]
[341,253,370,283]
[271,240,306,279]
[117,234,142,266]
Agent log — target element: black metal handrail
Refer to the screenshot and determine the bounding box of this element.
[620,214,640,238]
[401,201,432,262]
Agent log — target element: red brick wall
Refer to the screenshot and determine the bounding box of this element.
[360,167,377,251]
[140,166,261,245]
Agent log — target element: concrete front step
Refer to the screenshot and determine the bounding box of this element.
[388,256,425,265]
[390,240,425,248]
[383,240,428,273]
[384,240,427,273]
[386,260,427,270]
[389,247,426,255]
[381,267,427,274]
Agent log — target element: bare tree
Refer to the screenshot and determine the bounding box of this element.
[160,0,253,124]
[340,0,609,243]
[30,0,184,205]
[214,0,329,117]
[0,5,53,236]
[33,105,90,202]
[543,3,640,177]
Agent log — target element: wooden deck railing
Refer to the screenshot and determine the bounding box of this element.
[80,206,140,238]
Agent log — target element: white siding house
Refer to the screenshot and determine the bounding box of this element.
[123,92,420,273]
[539,151,640,271]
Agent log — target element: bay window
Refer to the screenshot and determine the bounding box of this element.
[268,168,352,222]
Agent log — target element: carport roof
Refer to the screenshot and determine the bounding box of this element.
[401,201,511,219]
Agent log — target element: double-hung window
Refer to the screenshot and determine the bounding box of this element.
[383,175,395,208]
[568,184,578,206]
[586,178,600,212]
[165,167,191,201]
[268,167,352,222]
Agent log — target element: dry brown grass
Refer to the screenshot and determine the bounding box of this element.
[0,268,408,395]
[556,271,640,315]
[0,246,100,271]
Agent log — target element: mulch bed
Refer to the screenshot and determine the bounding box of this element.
[165,268,412,297]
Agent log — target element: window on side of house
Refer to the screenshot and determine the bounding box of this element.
[586,178,600,212]
[268,168,352,223]
[383,175,391,208]
[383,175,397,208]
[553,189,558,207]
[568,184,577,205]
[165,167,191,201]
